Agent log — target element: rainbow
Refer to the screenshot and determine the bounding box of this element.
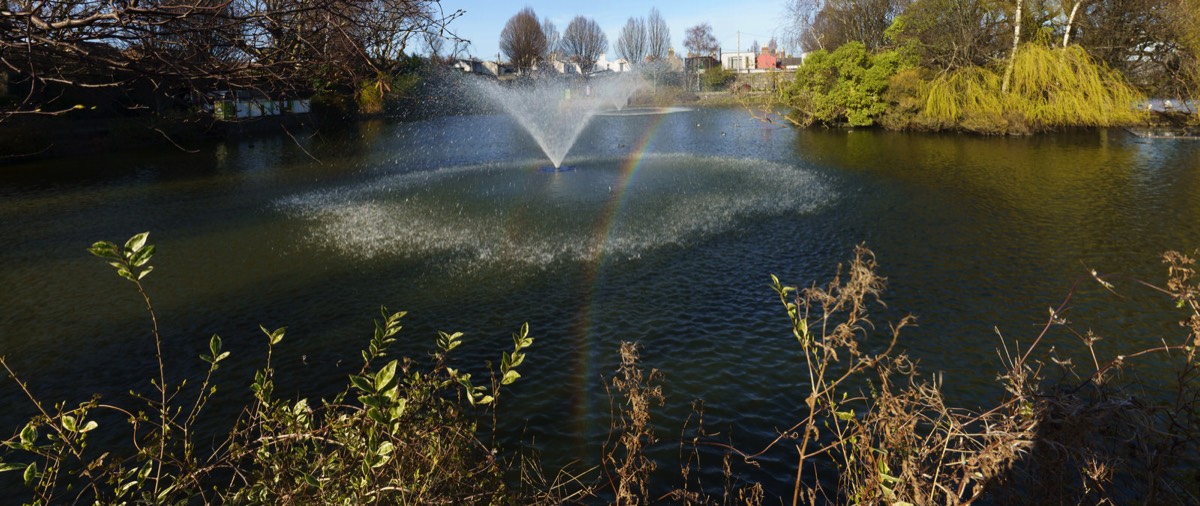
[562,109,674,445]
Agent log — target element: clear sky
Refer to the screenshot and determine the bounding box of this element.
[434,1,795,61]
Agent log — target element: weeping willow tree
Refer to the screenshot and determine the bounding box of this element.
[1175,0,1200,122]
[1009,44,1146,125]
[923,67,1007,130]
[922,43,1146,132]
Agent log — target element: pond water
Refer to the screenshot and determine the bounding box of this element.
[1,107,1198,496]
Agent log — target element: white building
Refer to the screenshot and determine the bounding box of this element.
[545,58,583,75]
[594,53,631,73]
[453,58,504,77]
[721,51,756,72]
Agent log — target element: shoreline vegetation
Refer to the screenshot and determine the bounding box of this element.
[770,41,1194,135]
[1,81,1192,165]
[2,234,1198,503]
[1,71,1196,164]
[3,0,1199,162]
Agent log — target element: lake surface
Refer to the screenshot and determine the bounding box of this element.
[2,107,1198,496]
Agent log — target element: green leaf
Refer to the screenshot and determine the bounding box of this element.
[260,326,286,345]
[303,474,319,488]
[374,360,398,391]
[87,241,120,260]
[80,420,98,433]
[20,423,36,447]
[137,461,153,480]
[358,394,384,408]
[349,374,373,393]
[376,441,394,456]
[477,395,494,405]
[209,335,222,358]
[501,370,521,385]
[0,463,27,473]
[156,483,178,502]
[124,232,149,254]
[437,331,464,352]
[118,478,139,495]
[62,415,77,432]
[129,244,155,267]
[508,352,525,369]
[23,462,36,485]
[137,266,154,279]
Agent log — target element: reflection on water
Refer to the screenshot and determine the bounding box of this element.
[1,109,1198,498]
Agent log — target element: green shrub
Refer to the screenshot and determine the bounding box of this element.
[784,42,917,127]
[702,65,736,91]
[0,233,534,504]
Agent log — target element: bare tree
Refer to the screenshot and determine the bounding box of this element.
[888,0,1009,70]
[646,8,671,61]
[425,30,445,61]
[785,0,824,51]
[684,22,719,57]
[541,17,561,61]
[616,16,649,64]
[786,0,907,52]
[357,0,448,72]
[499,6,547,72]
[0,0,461,116]
[561,15,607,74]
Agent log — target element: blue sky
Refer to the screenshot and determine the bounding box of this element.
[434,1,795,61]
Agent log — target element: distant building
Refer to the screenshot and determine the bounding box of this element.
[452,58,515,77]
[207,90,309,120]
[685,55,720,73]
[756,46,777,71]
[665,48,685,72]
[721,51,756,72]
[595,53,631,73]
[544,57,583,75]
[778,55,806,70]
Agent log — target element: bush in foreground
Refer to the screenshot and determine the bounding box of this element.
[0,233,533,504]
[3,233,1198,504]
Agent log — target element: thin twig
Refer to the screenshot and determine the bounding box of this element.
[151,127,200,153]
[281,123,321,164]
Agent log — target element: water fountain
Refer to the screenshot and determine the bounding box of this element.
[471,73,641,169]
[278,74,832,269]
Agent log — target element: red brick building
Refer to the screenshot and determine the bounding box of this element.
[756,46,777,70]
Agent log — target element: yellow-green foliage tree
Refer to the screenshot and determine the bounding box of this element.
[888,43,1147,133]
[1174,0,1200,122]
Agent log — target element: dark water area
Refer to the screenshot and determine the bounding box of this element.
[1,108,1198,498]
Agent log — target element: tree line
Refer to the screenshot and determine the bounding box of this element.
[779,0,1200,132]
[784,0,1200,99]
[498,7,673,75]
[0,0,460,117]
